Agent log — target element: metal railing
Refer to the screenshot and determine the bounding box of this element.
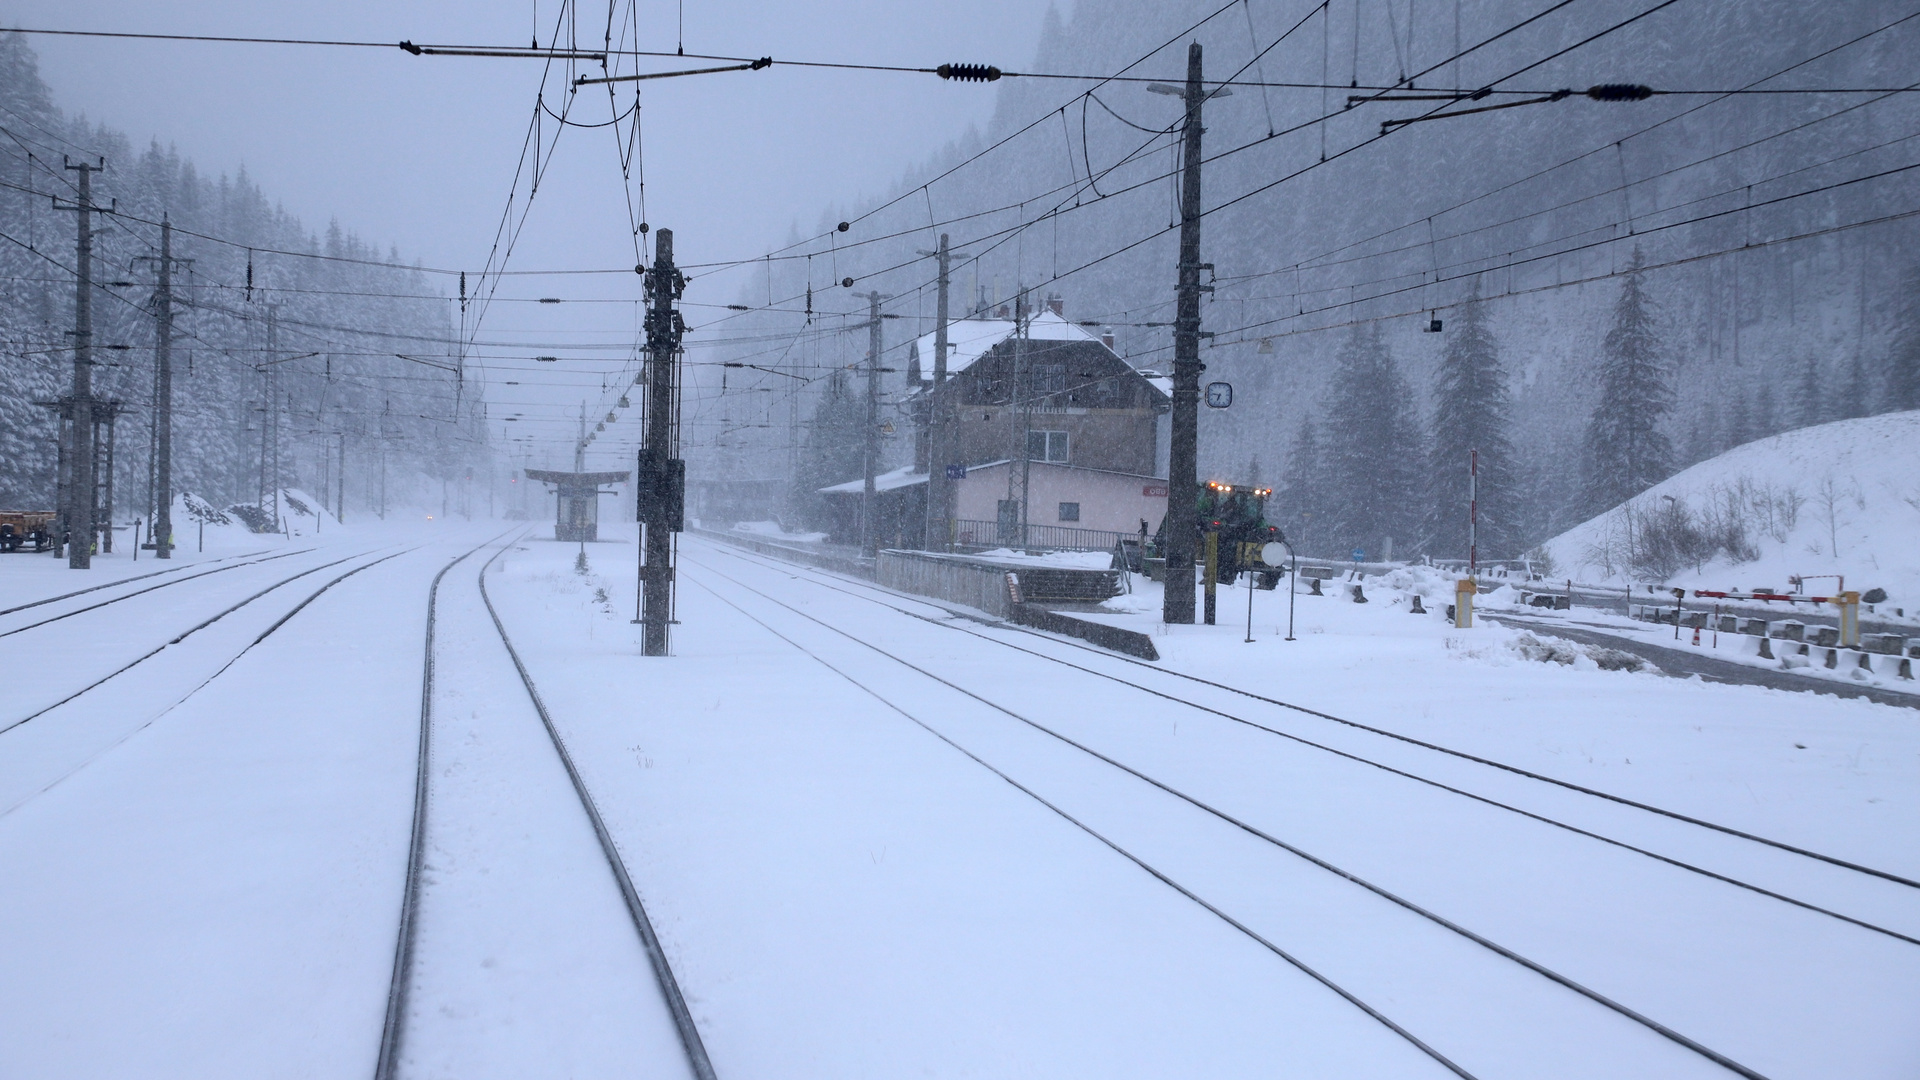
[948,518,1134,552]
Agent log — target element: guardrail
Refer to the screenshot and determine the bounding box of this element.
[948,518,1133,553]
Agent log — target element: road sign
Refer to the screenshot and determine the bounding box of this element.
[880,420,895,435]
[1351,548,1365,562]
[945,463,967,480]
[1261,542,1286,565]
[1205,381,1233,408]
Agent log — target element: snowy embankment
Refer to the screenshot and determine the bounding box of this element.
[1538,410,1920,608]
[729,519,826,543]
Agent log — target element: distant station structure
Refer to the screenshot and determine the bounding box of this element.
[524,468,629,542]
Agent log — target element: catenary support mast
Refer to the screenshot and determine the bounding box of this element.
[860,290,884,557]
[638,229,687,656]
[55,159,108,568]
[923,234,952,549]
[1163,43,1209,623]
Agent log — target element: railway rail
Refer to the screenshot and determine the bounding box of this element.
[0,546,401,737]
[686,559,1793,1080]
[372,534,715,1080]
[678,536,1919,1077]
[0,546,315,637]
[694,539,1920,898]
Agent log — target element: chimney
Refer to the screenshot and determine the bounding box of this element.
[1047,294,1064,317]
[1100,328,1116,350]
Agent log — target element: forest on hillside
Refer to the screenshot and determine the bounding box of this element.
[0,34,485,523]
[704,0,1920,560]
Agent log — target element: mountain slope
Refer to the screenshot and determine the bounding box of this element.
[1539,410,1920,606]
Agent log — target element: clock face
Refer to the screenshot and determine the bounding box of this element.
[1205,382,1233,408]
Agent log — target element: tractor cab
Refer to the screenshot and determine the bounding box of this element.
[1154,481,1288,588]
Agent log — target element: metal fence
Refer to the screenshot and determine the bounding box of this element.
[948,518,1134,552]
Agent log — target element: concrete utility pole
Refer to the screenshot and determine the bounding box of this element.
[922,234,952,550]
[135,215,188,558]
[336,430,347,523]
[55,158,109,568]
[860,290,884,558]
[1161,43,1211,624]
[637,228,687,657]
[1005,288,1033,547]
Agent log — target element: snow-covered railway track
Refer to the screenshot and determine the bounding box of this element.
[683,543,1919,1080]
[371,535,712,1080]
[0,545,311,637]
[0,545,282,618]
[0,545,401,738]
[694,540,1920,924]
[0,546,418,821]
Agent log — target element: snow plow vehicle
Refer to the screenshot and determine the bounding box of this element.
[1153,481,1287,588]
[0,510,55,553]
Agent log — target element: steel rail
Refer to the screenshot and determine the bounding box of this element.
[696,539,1920,891]
[0,547,397,736]
[0,546,316,637]
[0,545,280,617]
[372,533,507,1080]
[685,572,1478,1080]
[476,542,719,1080]
[687,564,1777,1080]
[0,546,421,821]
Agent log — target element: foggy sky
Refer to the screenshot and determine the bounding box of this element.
[3,1,1062,469]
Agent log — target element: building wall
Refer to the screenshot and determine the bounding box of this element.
[954,461,1169,535]
[945,407,1159,477]
[929,338,1166,477]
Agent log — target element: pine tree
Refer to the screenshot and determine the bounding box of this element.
[1831,354,1872,420]
[1426,287,1518,560]
[1580,253,1673,516]
[1886,262,1920,412]
[1793,357,1825,430]
[1322,323,1422,557]
[1724,389,1753,449]
[1278,418,1323,554]
[791,369,866,527]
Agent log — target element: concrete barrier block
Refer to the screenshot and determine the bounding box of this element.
[1716,615,1738,634]
[1808,625,1841,647]
[1861,633,1904,655]
[1770,620,1804,641]
[1737,618,1769,636]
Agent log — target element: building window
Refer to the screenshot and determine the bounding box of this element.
[1026,429,1069,462]
[1034,363,1067,394]
[1058,502,1081,522]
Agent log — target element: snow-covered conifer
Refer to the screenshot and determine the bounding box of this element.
[1580,253,1674,516]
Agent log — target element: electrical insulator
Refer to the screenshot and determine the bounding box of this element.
[938,63,1002,82]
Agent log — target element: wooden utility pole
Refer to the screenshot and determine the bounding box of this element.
[1162,43,1210,624]
[637,229,687,656]
[55,158,109,568]
[859,290,884,557]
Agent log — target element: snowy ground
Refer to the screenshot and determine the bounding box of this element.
[0,519,1914,1078]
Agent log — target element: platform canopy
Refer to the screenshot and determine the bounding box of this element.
[523,469,631,542]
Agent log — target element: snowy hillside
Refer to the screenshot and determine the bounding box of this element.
[1540,410,1920,604]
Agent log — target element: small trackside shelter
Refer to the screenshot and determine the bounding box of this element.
[524,468,631,542]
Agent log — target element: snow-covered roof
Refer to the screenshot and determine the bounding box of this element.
[910,309,1099,377]
[818,465,928,495]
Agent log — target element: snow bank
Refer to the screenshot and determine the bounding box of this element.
[731,520,826,543]
[1540,410,1920,606]
[969,547,1117,569]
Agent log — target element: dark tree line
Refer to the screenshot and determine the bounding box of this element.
[0,34,482,520]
